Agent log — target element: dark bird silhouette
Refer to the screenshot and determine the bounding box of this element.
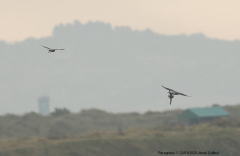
[41,45,65,53]
[162,85,190,105]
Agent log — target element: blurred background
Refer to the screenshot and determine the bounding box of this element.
[1,1,240,113]
[1,1,240,155]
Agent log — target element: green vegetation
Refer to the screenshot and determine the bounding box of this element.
[0,108,183,139]
[0,123,240,156]
[0,104,240,155]
[50,108,71,117]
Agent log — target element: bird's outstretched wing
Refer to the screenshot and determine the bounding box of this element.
[176,92,190,97]
[162,85,191,97]
[174,91,191,97]
[41,45,51,49]
[53,49,65,50]
[162,85,175,92]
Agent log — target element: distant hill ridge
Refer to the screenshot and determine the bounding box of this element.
[0,20,240,114]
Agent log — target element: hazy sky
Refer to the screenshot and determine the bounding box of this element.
[2,0,240,42]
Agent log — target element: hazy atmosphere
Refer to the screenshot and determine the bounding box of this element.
[1,1,240,114]
[2,0,240,42]
[0,21,240,114]
[2,1,240,155]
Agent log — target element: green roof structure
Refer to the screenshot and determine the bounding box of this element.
[179,106,230,120]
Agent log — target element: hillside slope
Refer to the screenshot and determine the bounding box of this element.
[0,123,239,156]
[1,21,240,113]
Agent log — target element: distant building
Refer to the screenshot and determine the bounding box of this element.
[38,96,50,115]
[179,106,230,125]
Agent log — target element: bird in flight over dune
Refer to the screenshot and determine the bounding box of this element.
[41,45,65,53]
[162,85,190,105]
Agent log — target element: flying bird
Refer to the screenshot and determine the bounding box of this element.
[162,85,190,105]
[41,45,65,53]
